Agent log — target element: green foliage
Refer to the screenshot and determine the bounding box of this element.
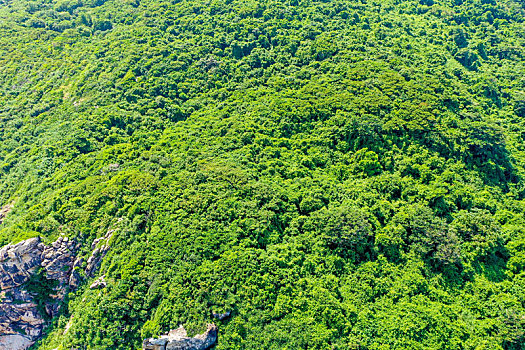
[24,269,59,320]
[0,0,524,349]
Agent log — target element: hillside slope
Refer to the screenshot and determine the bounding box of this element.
[1,0,525,349]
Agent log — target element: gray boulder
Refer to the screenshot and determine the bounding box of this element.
[143,324,218,350]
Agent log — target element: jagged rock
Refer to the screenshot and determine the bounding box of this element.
[68,257,84,289]
[0,237,47,348]
[212,310,231,321]
[143,324,218,350]
[0,236,77,350]
[90,275,107,289]
[85,230,113,277]
[68,230,114,289]
[0,203,13,225]
[0,226,116,348]
[0,237,42,290]
[0,334,34,350]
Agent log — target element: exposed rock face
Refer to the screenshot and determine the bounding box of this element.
[69,230,113,289]
[43,236,78,316]
[0,237,47,347]
[89,275,107,289]
[212,310,231,321]
[0,236,77,349]
[86,229,113,277]
[0,228,116,349]
[0,203,13,224]
[0,334,34,350]
[143,324,218,350]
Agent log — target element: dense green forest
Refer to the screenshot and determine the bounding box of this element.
[1,0,525,348]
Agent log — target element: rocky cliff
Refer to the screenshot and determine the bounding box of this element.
[143,324,218,350]
[0,237,77,349]
[0,232,112,350]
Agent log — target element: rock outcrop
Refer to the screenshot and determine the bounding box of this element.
[212,310,231,321]
[89,275,107,289]
[0,236,78,349]
[42,236,78,316]
[86,229,113,277]
[0,203,13,224]
[0,229,116,349]
[143,324,218,350]
[69,230,113,289]
[0,334,34,350]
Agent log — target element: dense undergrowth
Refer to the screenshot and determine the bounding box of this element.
[1,0,525,349]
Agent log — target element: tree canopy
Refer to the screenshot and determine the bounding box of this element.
[0,0,525,349]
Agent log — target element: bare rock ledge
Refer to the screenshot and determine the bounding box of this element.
[143,324,218,350]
